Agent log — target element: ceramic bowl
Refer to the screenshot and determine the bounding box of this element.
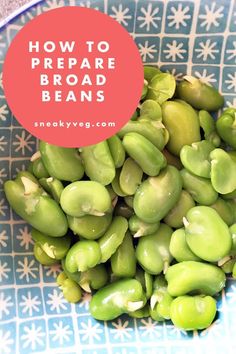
[0,1,235,353]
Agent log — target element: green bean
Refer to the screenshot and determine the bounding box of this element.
[32,157,49,179]
[166,261,226,296]
[177,75,224,111]
[170,295,217,330]
[118,119,166,150]
[198,110,221,147]
[34,243,58,266]
[89,279,147,321]
[107,135,126,168]
[139,99,162,121]
[180,140,215,179]
[31,228,71,260]
[59,276,82,303]
[61,258,81,283]
[79,264,108,292]
[80,141,116,185]
[136,224,173,275]
[40,142,84,181]
[210,149,236,194]
[38,177,64,203]
[134,166,182,223]
[123,132,166,176]
[184,206,232,262]
[144,66,161,82]
[146,72,176,105]
[169,228,201,262]
[4,172,68,237]
[119,158,143,195]
[150,275,173,320]
[135,268,153,299]
[181,168,218,205]
[111,232,136,277]
[67,213,112,240]
[111,169,127,197]
[162,100,201,156]
[65,240,101,272]
[129,304,150,318]
[98,216,128,263]
[60,181,111,217]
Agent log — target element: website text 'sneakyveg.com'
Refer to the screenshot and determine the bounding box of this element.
[33,120,116,129]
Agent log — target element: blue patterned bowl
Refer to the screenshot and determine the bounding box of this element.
[0,1,236,353]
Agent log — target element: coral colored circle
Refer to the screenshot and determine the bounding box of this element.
[3,7,143,147]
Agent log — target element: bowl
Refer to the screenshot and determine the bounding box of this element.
[0,1,236,353]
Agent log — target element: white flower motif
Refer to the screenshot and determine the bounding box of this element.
[226,284,236,303]
[110,4,132,27]
[0,330,14,354]
[0,260,11,282]
[163,40,186,62]
[0,229,8,250]
[137,3,161,31]
[16,226,33,251]
[16,257,38,282]
[200,319,223,337]
[44,263,61,278]
[166,323,188,338]
[43,0,65,12]
[0,292,13,320]
[194,69,216,85]
[226,97,236,108]
[47,289,67,313]
[139,318,162,339]
[225,72,236,92]
[0,199,8,217]
[138,41,157,62]
[167,3,191,29]
[78,318,103,344]
[226,41,236,62]
[195,39,219,61]
[110,318,132,341]
[79,1,99,10]
[12,130,35,155]
[78,291,92,310]
[166,68,184,81]
[19,291,41,317]
[199,2,224,31]
[21,323,45,350]
[0,135,8,152]
[50,320,73,345]
[0,167,7,186]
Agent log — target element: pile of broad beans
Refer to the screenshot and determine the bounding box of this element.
[4,66,236,331]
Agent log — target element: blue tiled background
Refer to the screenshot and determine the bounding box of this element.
[0,1,236,353]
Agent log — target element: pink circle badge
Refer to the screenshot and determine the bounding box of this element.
[3,7,143,147]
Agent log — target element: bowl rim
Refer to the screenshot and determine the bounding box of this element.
[0,0,43,30]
